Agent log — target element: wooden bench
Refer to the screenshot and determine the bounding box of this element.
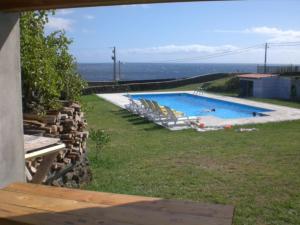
[24,135,66,183]
[0,183,234,225]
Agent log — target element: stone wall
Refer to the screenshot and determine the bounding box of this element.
[24,102,91,188]
[84,73,234,94]
[88,78,174,87]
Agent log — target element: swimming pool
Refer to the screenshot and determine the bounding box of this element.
[130,93,273,119]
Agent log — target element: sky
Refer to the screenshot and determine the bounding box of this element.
[45,0,300,64]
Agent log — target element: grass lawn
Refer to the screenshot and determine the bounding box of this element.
[81,85,300,225]
[153,76,237,93]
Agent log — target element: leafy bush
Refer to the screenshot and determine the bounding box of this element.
[203,76,240,93]
[20,11,87,113]
[90,129,110,160]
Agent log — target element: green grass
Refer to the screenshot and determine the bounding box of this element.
[248,97,300,109]
[82,94,300,225]
[158,76,235,92]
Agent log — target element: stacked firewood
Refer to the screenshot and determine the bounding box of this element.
[23,101,92,188]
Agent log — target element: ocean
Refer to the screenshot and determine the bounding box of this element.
[77,63,258,82]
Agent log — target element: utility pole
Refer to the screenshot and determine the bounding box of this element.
[118,60,121,81]
[264,43,269,73]
[111,47,117,82]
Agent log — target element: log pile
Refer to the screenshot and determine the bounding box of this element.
[23,101,92,188]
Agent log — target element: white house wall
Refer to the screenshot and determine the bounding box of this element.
[294,79,300,99]
[0,13,25,188]
[253,77,291,100]
[276,77,291,99]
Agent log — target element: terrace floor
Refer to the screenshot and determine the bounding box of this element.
[0,183,234,225]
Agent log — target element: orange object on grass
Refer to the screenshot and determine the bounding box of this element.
[199,123,205,128]
[224,124,233,129]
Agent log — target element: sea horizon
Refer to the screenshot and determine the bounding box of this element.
[77,62,299,82]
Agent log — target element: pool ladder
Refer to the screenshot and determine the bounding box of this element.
[193,87,204,96]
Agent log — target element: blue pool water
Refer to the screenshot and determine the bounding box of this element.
[130,93,273,119]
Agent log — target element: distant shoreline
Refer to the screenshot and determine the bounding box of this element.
[78,62,300,82]
[77,62,258,82]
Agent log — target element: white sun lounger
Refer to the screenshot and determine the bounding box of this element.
[127,97,197,129]
[162,106,196,127]
[125,98,141,114]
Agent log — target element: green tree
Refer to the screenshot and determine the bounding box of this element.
[20,11,86,113]
[46,30,86,102]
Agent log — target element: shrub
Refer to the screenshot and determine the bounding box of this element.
[204,76,240,93]
[90,129,110,160]
[20,11,87,113]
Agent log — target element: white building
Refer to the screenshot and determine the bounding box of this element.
[238,74,300,100]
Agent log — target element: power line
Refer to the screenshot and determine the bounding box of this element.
[270,44,300,47]
[113,41,300,64]
[189,44,264,61]
[269,41,300,47]
[148,44,264,63]
[146,41,300,63]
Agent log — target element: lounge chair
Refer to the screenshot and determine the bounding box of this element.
[127,98,195,129]
[150,101,169,120]
[162,106,194,127]
[165,106,184,117]
[125,98,140,114]
[143,100,166,121]
[139,99,153,116]
[147,102,187,125]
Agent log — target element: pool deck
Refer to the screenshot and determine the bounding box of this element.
[97,91,300,130]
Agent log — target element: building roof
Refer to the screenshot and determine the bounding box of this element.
[0,0,222,12]
[238,74,277,79]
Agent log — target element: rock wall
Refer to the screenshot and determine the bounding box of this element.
[24,101,92,188]
[84,73,235,94]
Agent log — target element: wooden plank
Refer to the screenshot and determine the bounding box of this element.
[5,182,158,204]
[0,190,233,225]
[31,152,59,184]
[0,202,61,225]
[25,144,65,160]
[24,135,60,153]
[23,119,45,128]
[4,183,234,221]
[0,0,217,12]
[0,201,130,225]
[24,167,32,182]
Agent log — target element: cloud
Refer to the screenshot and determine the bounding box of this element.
[124,44,239,54]
[84,15,95,20]
[46,17,73,31]
[214,26,300,42]
[121,4,150,8]
[245,26,300,42]
[56,9,74,15]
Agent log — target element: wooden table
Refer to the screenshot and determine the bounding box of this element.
[24,135,66,183]
[0,183,234,225]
